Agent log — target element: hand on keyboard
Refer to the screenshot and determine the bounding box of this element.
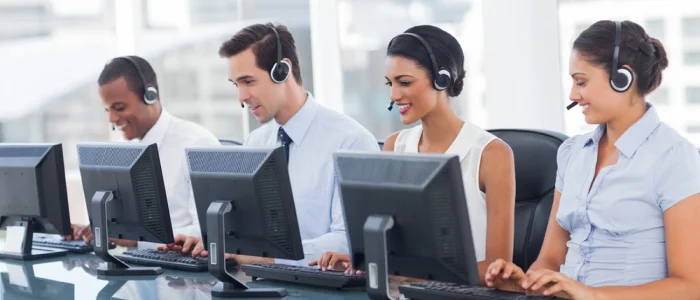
[156,235,273,264]
[485,259,528,294]
[157,234,200,253]
[309,252,364,275]
[64,224,93,242]
[521,268,595,299]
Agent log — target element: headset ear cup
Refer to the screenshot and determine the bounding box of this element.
[270,60,291,84]
[144,86,158,105]
[610,67,633,92]
[433,68,451,91]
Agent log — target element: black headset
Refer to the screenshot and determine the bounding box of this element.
[269,25,291,84]
[610,21,634,93]
[116,56,159,105]
[389,32,452,91]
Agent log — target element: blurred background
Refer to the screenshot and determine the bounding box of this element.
[0,0,697,223]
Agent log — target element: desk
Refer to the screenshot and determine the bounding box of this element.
[0,240,406,299]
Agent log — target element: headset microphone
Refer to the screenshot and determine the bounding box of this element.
[111,123,116,131]
[241,103,244,108]
[566,102,578,110]
[387,101,394,111]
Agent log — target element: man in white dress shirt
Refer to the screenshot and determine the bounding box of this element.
[162,23,379,266]
[68,56,220,246]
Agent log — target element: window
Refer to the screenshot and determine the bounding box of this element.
[645,19,665,40]
[648,87,669,104]
[686,86,700,104]
[684,51,700,65]
[682,17,700,38]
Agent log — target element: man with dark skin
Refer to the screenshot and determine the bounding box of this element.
[67,56,220,247]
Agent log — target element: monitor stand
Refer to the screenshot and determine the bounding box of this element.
[0,218,67,261]
[91,191,162,277]
[206,200,287,298]
[364,215,396,300]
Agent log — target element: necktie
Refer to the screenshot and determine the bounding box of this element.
[278,127,292,164]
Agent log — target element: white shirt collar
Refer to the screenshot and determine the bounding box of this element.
[139,110,173,145]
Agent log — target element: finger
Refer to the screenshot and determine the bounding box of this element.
[523,269,546,289]
[530,273,558,292]
[181,237,194,253]
[486,260,505,285]
[168,235,187,247]
[542,282,564,296]
[328,254,342,270]
[308,259,319,267]
[77,226,91,237]
[317,253,328,270]
[503,263,515,279]
[489,259,506,276]
[192,243,204,256]
[200,250,208,257]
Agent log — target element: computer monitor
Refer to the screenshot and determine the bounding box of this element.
[334,151,480,299]
[0,143,72,261]
[186,146,304,298]
[77,142,175,277]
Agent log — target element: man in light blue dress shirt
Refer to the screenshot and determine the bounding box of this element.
[171,23,379,266]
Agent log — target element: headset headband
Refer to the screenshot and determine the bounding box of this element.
[119,56,151,89]
[270,26,283,70]
[612,21,622,78]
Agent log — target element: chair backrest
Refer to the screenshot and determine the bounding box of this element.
[487,129,568,270]
[218,138,243,146]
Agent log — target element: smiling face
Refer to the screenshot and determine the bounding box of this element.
[384,55,440,125]
[226,47,286,124]
[569,50,633,125]
[99,77,154,140]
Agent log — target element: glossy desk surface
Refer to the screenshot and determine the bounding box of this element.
[0,239,407,300]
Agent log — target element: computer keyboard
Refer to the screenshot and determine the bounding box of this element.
[115,249,237,272]
[31,237,115,254]
[399,281,564,300]
[241,263,366,289]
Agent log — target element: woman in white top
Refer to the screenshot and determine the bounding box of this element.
[311,25,516,285]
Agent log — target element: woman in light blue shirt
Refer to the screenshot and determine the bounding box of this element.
[486,20,700,299]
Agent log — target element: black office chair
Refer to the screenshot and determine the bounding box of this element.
[218,138,243,146]
[487,129,568,271]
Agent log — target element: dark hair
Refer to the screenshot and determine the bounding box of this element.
[387,25,466,97]
[218,23,302,85]
[574,20,669,96]
[98,55,159,99]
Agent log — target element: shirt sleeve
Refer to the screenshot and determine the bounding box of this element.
[274,131,380,266]
[555,137,576,194]
[654,141,700,211]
